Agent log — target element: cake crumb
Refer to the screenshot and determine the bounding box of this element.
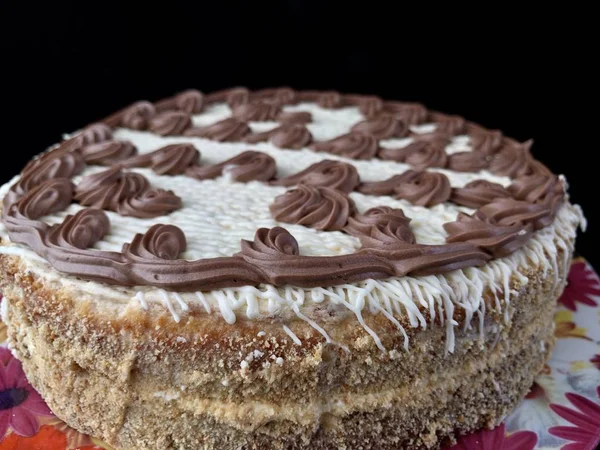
[153,391,180,401]
[389,350,400,360]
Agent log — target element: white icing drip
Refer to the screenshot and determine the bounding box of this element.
[212,291,237,325]
[158,290,181,323]
[282,325,302,345]
[335,284,386,353]
[194,291,211,314]
[135,291,149,310]
[367,291,410,351]
[172,292,190,312]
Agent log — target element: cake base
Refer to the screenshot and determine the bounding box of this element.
[0,249,567,450]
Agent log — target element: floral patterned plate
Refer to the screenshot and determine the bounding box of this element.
[1,258,599,450]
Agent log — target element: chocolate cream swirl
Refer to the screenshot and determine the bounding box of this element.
[357,172,416,196]
[205,87,250,108]
[467,125,504,155]
[383,102,429,125]
[270,185,356,231]
[430,113,466,135]
[447,151,489,172]
[297,90,343,108]
[184,117,251,142]
[270,124,313,148]
[508,174,564,203]
[155,89,205,114]
[5,178,74,221]
[8,150,84,206]
[124,224,187,260]
[185,151,276,182]
[378,135,449,170]
[46,208,111,250]
[118,189,183,219]
[475,198,555,231]
[81,141,138,166]
[311,132,379,160]
[121,143,200,175]
[345,206,416,248]
[242,226,299,257]
[148,111,192,136]
[393,171,452,207]
[118,101,156,130]
[352,170,453,207]
[74,123,113,146]
[316,91,343,109]
[232,102,281,121]
[345,95,384,118]
[252,87,297,105]
[489,140,536,177]
[450,180,512,209]
[351,114,408,139]
[75,167,182,218]
[175,89,205,114]
[244,124,313,149]
[444,212,532,258]
[271,160,360,194]
[277,111,313,125]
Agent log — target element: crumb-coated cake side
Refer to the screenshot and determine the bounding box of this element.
[0,87,585,449]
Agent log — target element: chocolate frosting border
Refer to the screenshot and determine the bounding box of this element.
[1,87,567,292]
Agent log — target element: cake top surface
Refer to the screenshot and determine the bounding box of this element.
[0,87,584,352]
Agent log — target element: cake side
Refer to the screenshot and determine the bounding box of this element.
[0,202,576,449]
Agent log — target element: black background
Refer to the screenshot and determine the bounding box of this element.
[0,3,595,263]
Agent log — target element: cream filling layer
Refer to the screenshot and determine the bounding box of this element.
[140,322,554,432]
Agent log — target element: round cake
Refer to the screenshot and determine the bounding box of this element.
[0,87,585,449]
